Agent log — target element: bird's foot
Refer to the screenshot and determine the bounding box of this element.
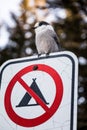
[45,52,49,57]
[37,53,50,58]
[37,53,41,57]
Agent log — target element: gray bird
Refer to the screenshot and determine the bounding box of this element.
[34,21,61,56]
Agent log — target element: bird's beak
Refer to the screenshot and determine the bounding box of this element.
[32,27,35,30]
[32,26,38,30]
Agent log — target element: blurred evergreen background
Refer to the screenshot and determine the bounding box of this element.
[0,0,87,129]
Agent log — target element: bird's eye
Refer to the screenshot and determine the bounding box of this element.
[39,21,49,26]
[39,22,43,26]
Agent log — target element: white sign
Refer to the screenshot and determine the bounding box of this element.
[0,51,78,130]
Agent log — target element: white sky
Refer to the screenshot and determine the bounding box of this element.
[0,0,21,25]
[0,0,66,49]
[0,0,22,48]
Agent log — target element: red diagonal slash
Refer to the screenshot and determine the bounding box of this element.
[18,77,49,112]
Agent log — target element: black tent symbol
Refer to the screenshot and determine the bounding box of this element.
[16,78,49,107]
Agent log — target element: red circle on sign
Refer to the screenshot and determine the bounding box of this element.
[4,64,63,127]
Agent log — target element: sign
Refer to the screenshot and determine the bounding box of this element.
[4,64,63,127]
[0,51,78,130]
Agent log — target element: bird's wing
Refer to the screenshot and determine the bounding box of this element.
[47,29,61,49]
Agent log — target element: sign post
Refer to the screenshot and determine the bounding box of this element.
[0,51,78,130]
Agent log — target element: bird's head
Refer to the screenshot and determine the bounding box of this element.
[33,21,54,34]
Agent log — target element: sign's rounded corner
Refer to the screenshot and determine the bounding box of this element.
[0,59,14,73]
[62,51,78,63]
